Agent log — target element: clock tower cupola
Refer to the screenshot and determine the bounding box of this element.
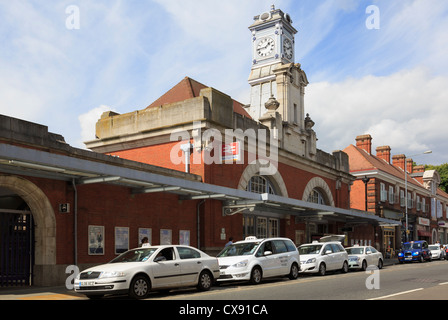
[246,6,316,159]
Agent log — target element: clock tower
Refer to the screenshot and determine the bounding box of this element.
[246,6,316,159]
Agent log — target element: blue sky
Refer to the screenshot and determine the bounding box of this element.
[1,0,447,165]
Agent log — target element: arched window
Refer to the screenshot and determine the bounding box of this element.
[246,175,276,195]
[307,188,327,205]
[243,175,278,238]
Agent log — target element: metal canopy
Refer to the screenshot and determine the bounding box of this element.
[0,143,400,226]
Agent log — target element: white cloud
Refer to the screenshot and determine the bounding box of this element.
[307,67,448,165]
[78,105,115,145]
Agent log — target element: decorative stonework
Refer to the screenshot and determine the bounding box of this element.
[238,160,288,197]
[302,177,335,206]
[0,175,56,267]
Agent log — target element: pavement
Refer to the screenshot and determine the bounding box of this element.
[0,259,399,300]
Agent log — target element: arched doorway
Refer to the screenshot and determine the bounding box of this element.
[0,175,56,286]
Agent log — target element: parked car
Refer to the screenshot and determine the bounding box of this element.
[298,236,349,276]
[216,237,300,284]
[346,245,384,271]
[397,240,432,263]
[429,244,446,260]
[74,245,220,299]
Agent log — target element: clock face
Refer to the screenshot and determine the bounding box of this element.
[256,37,275,57]
[283,38,293,60]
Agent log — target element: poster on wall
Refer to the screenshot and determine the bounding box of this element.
[160,229,172,245]
[179,230,190,245]
[138,228,152,246]
[115,227,129,254]
[88,225,104,255]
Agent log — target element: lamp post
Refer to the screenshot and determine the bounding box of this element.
[362,176,370,212]
[404,150,432,242]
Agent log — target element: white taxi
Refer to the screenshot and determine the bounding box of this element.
[74,245,220,299]
[345,245,384,270]
[298,236,349,276]
[216,237,300,284]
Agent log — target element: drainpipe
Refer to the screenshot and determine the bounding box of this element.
[72,179,78,266]
[180,143,192,173]
[197,199,205,249]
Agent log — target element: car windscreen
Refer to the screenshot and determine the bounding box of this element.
[429,245,439,250]
[110,248,157,263]
[217,242,260,257]
[346,247,364,255]
[298,244,322,255]
[402,242,423,250]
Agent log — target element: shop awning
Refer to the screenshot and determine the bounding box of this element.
[0,143,400,227]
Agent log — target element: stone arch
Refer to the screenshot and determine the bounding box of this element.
[238,161,288,197]
[0,175,56,266]
[302,177,335,206]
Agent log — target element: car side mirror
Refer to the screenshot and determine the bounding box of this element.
[264,251,273,256]
[325,250,332,255]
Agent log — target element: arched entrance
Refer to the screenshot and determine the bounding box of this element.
[0,175,56,286]
[238,161,288,238]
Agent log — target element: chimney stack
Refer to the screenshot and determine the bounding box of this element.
[406,158,414,174]
[392,154,406,171]
[376,146,391,164]
[356,134,372,154]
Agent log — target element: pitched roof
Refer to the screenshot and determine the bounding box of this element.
[146,76,251,118]
[343,144,423,188]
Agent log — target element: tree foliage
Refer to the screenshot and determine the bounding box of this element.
[425,163,448,193]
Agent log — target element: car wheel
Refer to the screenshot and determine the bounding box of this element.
[250,266,262,285]
[378,259,383,269]
[129,274,151,300]
[197,270,213,291]
[342,261,349,273]
[288,263,299,280]
[318,263,326,276]
[361,260,367,271]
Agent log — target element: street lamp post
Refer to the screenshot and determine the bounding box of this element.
[404,150,432,242]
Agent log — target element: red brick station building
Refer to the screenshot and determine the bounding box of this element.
[1,7,445,287]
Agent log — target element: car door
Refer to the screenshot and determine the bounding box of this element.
[365,246,374,266]
[272,240,290,275]
[322,244,336,270]
[151,247,182,288]
[330,243,344,269]
[256,241,277,277]
[176,246,203,286]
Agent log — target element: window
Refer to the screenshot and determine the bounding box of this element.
[243,216,279,239]
[389,186,394,204]
[177,247,201,259]
[407,192,413,208]
[269,218,279,237]
[247,175,276,195]
[380,183,387,202]
[307,189,326,205]
[273,240,288,254]
[400,190,405,207]
[293,104,298,124]
[257,217,267,238]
